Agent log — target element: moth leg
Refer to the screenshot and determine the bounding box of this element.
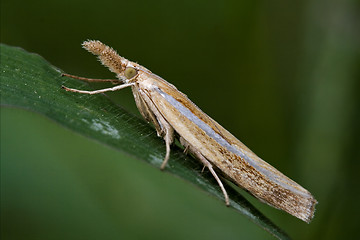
[132,87,163,137]
[62,83,134,95]
[62,73,119,84]
[160,123,174,170]
[180,137,230,206]
[136,89,175,170]
[183,145,190,155]
[195,152,230,206]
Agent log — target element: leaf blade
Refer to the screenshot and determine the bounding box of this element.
[0,43,290,240]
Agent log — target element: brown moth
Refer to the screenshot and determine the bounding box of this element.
[62,40,317,223]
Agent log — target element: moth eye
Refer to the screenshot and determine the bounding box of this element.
[124,67,137,79]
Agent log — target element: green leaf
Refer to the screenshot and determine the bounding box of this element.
[0,43,290,240]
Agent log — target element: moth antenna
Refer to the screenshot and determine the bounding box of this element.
[82,40,125,75]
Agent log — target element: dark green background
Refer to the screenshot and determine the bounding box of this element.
[1,0,359,239]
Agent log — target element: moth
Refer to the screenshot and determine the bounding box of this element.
[62,40,317,223]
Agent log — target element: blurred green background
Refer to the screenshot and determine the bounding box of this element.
[1,0,359,239]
